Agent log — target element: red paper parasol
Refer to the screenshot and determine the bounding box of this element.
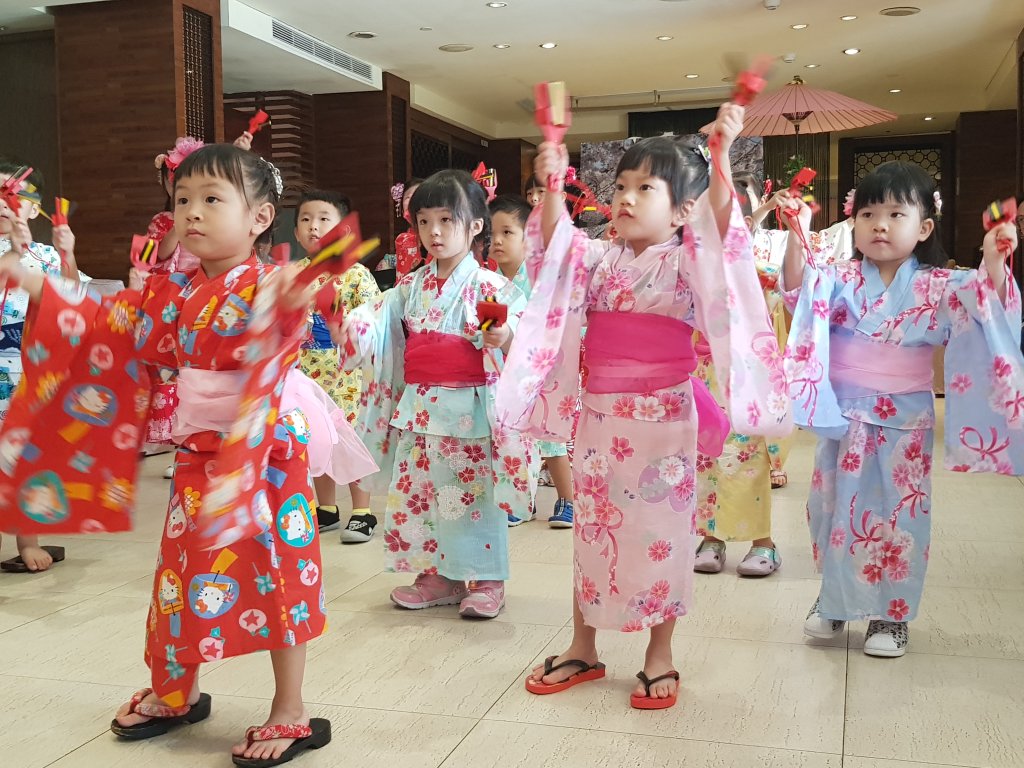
[701,76,896,140]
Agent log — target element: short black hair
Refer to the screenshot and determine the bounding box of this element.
[616,136,710,208]
[524,174,544,195]
[733,181,754,220]
[0,158,44,202]
[409,169,488,238]
[174,144,279,245]
[489,194,531,229]
[852,161,946,269]
[297,188,351,218]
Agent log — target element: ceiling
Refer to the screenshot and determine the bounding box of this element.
[2,0,1022,147]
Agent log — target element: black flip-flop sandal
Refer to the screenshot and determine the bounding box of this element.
[111,690,213,739]
[1,545,66,573]
[232,718,332,767]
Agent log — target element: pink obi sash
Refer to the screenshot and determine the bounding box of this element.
[584,311,729,457]
[830,333,934,398]
[404,331,486,388]
[172,368,377,485]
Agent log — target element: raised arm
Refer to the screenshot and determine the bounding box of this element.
[781,197,814,291]
[534,141,569,249]
[708,102,745,239]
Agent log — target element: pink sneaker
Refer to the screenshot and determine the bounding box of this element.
[390,574,468,609]
[459,580,505,619]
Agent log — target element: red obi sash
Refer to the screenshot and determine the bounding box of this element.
[584,311,729,457]
[405,330,486,388]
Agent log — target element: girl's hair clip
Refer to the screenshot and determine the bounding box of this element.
[933,189,943,218]
[258,157,284,197]
[843,188,856,217]
[696,145,712,165]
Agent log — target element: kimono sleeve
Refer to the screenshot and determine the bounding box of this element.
[684,193,792,438]
[338,279,411,493]
[942,264,1024,474]
[342,263,382,311]
[0,277,154,535]
[494,207,607,441]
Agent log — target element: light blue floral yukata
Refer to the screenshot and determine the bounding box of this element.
[342,255,534,580]
[784,255,1024,622]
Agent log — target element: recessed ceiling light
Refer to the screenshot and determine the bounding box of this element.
[486,2,507,6]
[843,48,861,55]
[347,31,377,39]
[840,15,858,21]
[880,6,921,16]
[657,35,674,41]
[439,44,474,53]
[804,64,820,69]
[924,116,934,121]
[685,73,699,79]
[791,24,808,29]
[493,43,511,49]
[888,88,901,93]
[539,42,557,49]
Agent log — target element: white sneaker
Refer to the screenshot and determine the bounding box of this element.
[864,620,908,658]
[803,597,846,639]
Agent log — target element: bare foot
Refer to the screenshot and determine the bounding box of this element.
[114,687,201,728]
[527,646,601,686]
[16,544,53,572]
[633,650,678,701]
[232,705,310,762]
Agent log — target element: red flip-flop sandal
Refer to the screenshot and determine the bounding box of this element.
[525,656,606,695]
[630,670,680,710]
[232,718,332,767]
[110,688,213,739]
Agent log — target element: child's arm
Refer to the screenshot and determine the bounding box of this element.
[708,102,745,239]
[781,197,814,291]
[0,252,45,302]
[51,224,82,281]
[981,222,1018,304]
[534,141,570,248]
[751,189,792,230]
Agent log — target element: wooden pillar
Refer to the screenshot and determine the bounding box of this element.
[955,110,1017,264]
[314,73,410,247]
[53,0,223,279]
[486,139,537,199]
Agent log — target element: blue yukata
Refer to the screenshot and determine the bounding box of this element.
[784,255,1024,622]
[341,255,534,580]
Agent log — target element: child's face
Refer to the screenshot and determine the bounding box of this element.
[526,185,545,208]
[489,211,526,270]
[415,207,481,264]
[174,172,271,272]
[295,200,342,254]
[611,167,684,251]
[853,196,933,269]
[0,172,39,235]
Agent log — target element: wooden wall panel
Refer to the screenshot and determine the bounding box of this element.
[955,110,1016,266]
[54,0,222,279]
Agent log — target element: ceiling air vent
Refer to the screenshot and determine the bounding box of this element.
[271,20,374,83]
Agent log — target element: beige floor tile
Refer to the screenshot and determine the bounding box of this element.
[0,593,190,686]
[843,759,966,768]
[925,540,1024,591]
[688,576,847,647]
[844,586,1024,660]
[0,590,87,634]
[47,695,475,768]
[0,675,133,768]
[0,537,159,598]
[845,651,1024,767]
[329,562,573,626]
[199,609,560,718]
[442,720,842,768]
[486,629,847,753]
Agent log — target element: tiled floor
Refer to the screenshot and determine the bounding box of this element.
[2,423,1024,768]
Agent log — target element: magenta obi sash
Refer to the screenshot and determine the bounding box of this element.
[404,330,486,388]
[584,311,729,457]
[830,332,934,398]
